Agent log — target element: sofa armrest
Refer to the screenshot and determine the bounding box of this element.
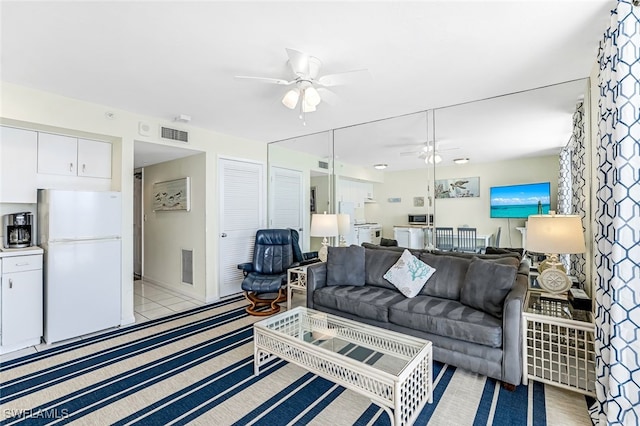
[306,262,327,309]
[501,274,527,386]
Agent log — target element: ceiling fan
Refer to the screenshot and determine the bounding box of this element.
[235,48,369,124]
[400,142,460,164]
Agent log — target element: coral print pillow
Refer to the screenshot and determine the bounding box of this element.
[383,249,436,298]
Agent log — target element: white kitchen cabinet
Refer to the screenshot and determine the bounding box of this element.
[38,133,111,179]
[0,126,38,203]
[78,138,112,178]
[37,132,78,176]
[0,252,43,353]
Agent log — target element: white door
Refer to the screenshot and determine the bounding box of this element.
[270,166,304,243]
[77,138,112,178]
[1,270,43,346]
[37,132,77,176]
[40,190,121,240]
[44,239,121,343]
[218,158,264,297]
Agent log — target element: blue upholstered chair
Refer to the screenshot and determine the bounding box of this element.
[238,229,317,316]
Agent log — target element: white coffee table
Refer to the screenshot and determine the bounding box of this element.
[253,307,433,426]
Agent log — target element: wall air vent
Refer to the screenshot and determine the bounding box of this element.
[181,249,194,285]
[161,126,189,143]
[318,161,329,169]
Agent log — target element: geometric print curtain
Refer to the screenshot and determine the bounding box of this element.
[558,99,587,276]
[570,100,587,284]
[589,1,640,424]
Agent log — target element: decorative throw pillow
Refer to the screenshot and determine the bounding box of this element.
[326,245,366,286]
[383,249,436,298]
[460,257,517,318]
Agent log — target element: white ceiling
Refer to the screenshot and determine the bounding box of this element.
[0,1,614,170]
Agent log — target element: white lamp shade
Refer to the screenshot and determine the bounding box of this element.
[337,214,351,235]
[425,154,442,164]
[282,89,300,109]
[310,213,339,237]
[526,214,586,254]
[304,86,322,107]
[302,98,317,112]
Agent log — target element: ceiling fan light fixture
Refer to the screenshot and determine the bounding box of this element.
[453,157,470,164]
[304,86,322,107]
[425,154,442,164]
[302,98,316,112]
[373,163,388,170]
[282,88,300,109]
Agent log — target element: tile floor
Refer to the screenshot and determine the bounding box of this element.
[0,280,207,363]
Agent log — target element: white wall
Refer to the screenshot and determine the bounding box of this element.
[367,155,559,247]
[143,154,206,300]
[1,82,267,323]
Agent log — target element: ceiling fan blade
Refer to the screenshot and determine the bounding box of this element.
[317,69,370,87]
[399,150,421,157]
[317,87,339,106]
[235,75,294,85]
[286,48,310,77]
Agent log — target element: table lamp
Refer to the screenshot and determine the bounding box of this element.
[310,212,339,262]
[525,214,586,293]
[337,213,351,247]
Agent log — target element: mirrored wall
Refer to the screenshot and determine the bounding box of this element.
[267,79,592,268]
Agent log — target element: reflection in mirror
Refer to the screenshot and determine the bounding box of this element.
[333,111,433,247]
[432,79,589,255]
[267,79,591,286]
[267,131,333,252]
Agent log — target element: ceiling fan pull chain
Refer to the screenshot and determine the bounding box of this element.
[299,89,306,125]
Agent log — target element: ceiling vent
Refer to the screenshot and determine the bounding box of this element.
[318,160,329,169]
[160,126,189,143]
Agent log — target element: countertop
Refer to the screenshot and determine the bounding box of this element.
[0,246,44,257]
[394,224,434,228]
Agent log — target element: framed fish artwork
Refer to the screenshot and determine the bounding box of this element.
[434,177,480,199]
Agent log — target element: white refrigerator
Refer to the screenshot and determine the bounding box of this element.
[38,189,122,343]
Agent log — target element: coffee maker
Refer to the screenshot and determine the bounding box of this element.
[4,212,33,248]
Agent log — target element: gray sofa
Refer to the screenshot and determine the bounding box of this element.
[305,243,528,387]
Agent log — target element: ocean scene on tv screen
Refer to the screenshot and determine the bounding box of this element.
[490,182,551,218]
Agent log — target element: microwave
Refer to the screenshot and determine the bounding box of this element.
[408,214,433,225]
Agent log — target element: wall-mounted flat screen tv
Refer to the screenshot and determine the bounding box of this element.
[490,182,551,218]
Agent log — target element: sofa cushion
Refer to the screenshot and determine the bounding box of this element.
[326,245,365,286]
[313,285,406,323]
[364,248,402,290]
[460,257,517,318]
[389,295,503,348]
[418,253,471,300]
[383,249,436,298]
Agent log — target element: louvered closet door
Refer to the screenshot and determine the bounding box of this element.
[218,158,265,297]
[270,167,304,244]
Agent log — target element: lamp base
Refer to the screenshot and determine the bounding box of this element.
[318,240,329,262]
[538,253,566,274]
[338,235,348,247]
[539,266,572,294]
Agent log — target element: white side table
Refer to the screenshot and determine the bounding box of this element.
[287,265,309,310]
[522,291,595,396]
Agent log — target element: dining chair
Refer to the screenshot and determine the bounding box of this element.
[457,227,479,253]
[435,227,454,251]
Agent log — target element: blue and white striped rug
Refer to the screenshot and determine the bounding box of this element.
[0,297,592,425]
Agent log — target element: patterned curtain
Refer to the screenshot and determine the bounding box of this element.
[557,99,586,276]
[590,1,640,424]
[570,100,587,284]
[557,145,572,270]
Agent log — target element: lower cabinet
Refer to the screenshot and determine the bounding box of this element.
[0,254,43,353]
